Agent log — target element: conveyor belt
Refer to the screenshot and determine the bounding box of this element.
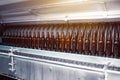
[0,45,120,72]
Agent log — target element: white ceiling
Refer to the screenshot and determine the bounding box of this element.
[0,0,120,23]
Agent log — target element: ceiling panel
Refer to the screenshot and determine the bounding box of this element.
[0,0,120,23]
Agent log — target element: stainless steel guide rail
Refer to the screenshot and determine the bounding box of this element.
[0,45,120,80]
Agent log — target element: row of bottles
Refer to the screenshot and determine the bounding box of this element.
[1,23,120,58]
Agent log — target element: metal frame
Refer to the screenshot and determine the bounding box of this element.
[0,45,120,80]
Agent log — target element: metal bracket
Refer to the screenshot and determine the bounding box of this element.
[8,47,18,72]
[103,62,111,80]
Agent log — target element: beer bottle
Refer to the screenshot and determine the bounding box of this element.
[5,32,8,45]
[24,31,28,48]
[9,32,12,46]
[113,32,119,58]
[6,32,9,45]
[6,31,10,45]
[60,32,65,52]
[72,32,77,53]
[28,31,32,48]
[7,32,10,45]
[51,32,55,50]
[2,32,7,44]
[14,32,17,46]
[37,32,40,49]
[33,32,36,49]
[41,32,45,50]
[65,32,71,52]
[91,31,97,55]
[84,31,90,54]
[98,31,104,56]
[18,28,22,47]
[19,31,22,47]
[10,32,13,46]
[18,31,21,47]
[14,31,17,46]
[2,32,6,44]
[13,32,16,46]
[15,32,18,46]
[77,32,83,54]
[105,32,112,57]
[9,32,12,45]
[55,32,59,51]
[21,31,25,47]
[17,32,20,47]
[46,32,50,50]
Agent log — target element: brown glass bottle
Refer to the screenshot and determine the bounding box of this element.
[10,32,13,46]
[9,32,12,46]
[24,31,28,48]
[41,32,45,50]
[105,32,112,57]
[18,30,21,47]
[35,32,38,49]
[98,31,104,56]
[13,32,17,46]
[71,32,77,53]
[84,31,90,54]
[21,31,25,47]
[4,32,7,45]
[2,32,5,44]
[9,32,13,46]
[91,31,97,55]
[5,32,8,45]
[12,32,15,46]
[60,32,65,52]
[50,32,55,50]
[77,32,83,54]
[19,32,22,47]
[37,32,40,49]
[55,32,60,51]
[2,32,6,44]
[13,32,16,46]
[6,32,9,45]
[65,32,71,52]
[113,32,119,58]
[7,32,11,45]
[7,32,10,45]
[16,32,19,46]
[28,31,32,48]
[46,32,50,50]
[33,32,36,49]
[18,32,21,47]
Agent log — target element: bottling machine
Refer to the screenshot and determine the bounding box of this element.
[0,0,120,80]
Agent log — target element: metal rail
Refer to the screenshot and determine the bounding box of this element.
[0,48,120,72]
[0,46,120,80]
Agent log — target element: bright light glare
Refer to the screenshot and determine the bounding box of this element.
[67,11,107,20]
[63,0,87,2]
[68,0,87,2]
[36,10,120,21]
